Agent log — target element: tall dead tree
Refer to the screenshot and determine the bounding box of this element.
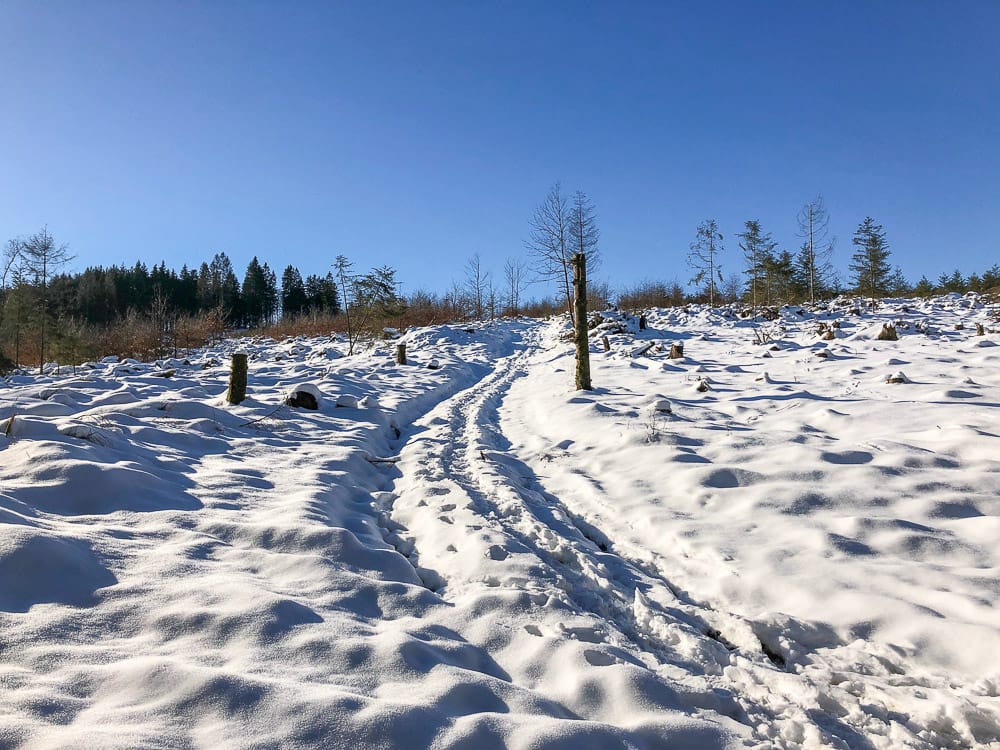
[573,253,591,390]
[795,195,835,304]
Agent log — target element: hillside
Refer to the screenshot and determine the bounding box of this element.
[1,295,998,749]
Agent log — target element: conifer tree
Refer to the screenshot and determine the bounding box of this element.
[850,217,891,307]
[738,220,777,317]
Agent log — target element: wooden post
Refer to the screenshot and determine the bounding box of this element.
[639,314,647,330]
[226,352,248,405]
[396,343,407,365]
[602,335,610,352]
[572,253,592,390]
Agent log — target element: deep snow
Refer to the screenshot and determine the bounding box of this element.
[1,294,998,749]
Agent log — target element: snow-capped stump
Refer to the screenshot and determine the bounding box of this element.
[651,398,672,414]
[695,378,710,392]
[887,371,910,384]
[285,383,323,410]
[359,395,379,408]
[426,358,441,369]
[335,394,359,408]
[976,323,986,336]
[668,343,684,359]
[877,324,898,341]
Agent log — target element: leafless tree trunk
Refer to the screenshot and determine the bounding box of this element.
[573,254,591,390]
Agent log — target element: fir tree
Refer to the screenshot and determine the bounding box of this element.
[850,217,891,307]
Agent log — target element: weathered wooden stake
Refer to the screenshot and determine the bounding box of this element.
[226,352,248,405]
[572,253,592,390]
[396,343,407,365]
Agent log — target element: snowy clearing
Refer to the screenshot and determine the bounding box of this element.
[1,295,999,749]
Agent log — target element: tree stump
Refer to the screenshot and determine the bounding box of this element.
[396,343,407,365]
[669,343,684,359]
[572,254,592,390]
[639,314,647,331]
[226,353,248,405]
[822,329,836,340]
[602,335,610,352]
[976,323,985,336]
[876,324,898,341]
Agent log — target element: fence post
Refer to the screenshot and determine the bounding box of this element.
[396,343,407,365]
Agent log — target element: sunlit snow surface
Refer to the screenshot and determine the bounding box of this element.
[1,294,998,749]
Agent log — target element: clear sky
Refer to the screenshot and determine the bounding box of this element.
[2,1,998,297]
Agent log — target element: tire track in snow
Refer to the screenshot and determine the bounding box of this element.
[384,328,767,731]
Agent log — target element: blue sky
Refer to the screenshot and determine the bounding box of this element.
[2,1,998,297]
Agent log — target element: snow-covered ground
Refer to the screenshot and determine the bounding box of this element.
[1,294,998,749]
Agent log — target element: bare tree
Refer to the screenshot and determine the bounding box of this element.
[527,183,570,316]
[687,219,724,305]
[795,195,835,304]
[18,228,74,373]
[503,256,527,316]
[464,253,490,321]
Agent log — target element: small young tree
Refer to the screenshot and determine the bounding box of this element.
[334,255,358,354]
[18,227,74,373]
[503,256,527,316]
[464,253,490,321]
[738,220,777,318]
[687,219,724,306]
[795,195,836,304]
[850,217,891,308]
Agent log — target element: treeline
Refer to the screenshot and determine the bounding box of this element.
[42,252,340,329]
[1,217,998,373]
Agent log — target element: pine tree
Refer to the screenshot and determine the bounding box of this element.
[280,266,307,319]
[850,217,891,307]
[738,220,777,317]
